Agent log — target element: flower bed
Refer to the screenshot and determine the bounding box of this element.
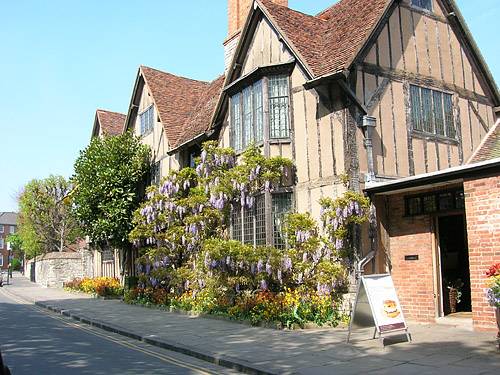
[64,277,123,298]
[125,287,347,329]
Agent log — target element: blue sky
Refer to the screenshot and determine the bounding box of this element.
[0,0,498,212]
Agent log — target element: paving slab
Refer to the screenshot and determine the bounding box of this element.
[3,273,499,375]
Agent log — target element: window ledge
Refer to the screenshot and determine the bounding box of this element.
[411,131,458,145]
[269,138,292,145]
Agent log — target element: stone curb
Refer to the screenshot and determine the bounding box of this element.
[4,288,275,375]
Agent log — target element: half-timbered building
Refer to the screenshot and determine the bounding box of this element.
[90,0,499,330]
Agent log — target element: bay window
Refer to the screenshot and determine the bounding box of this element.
[231,75,289,151]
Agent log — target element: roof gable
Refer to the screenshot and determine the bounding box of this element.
[139,66,210,148]
[172,75,225,149]
[256,0,390,78]
[94,110,126,137]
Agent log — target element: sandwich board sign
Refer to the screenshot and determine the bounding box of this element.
[346,274,411,344]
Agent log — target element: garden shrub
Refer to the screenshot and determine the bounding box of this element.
[126,142,369,327]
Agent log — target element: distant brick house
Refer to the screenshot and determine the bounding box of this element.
[0,212,18,270]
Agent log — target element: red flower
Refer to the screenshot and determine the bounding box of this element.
[486,263,500,278]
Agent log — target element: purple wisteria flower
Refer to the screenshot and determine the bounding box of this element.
[260,279,268,291]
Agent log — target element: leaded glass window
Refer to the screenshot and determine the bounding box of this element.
[405,189,464,216]
[140,105,155,135]
[230,193,292,248]
[231,205,242,243]
[231,93,242,151]
[231,80,264,151]
[410,85,456,138]
[272,193,293,249]
[269,75,290,139]
[411,0,432,12]
[230,75,289,151]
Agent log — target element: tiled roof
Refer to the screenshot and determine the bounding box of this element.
[468,121,500,164]
[173,75,226,149]
[140,66,210,148]
[259,0,390,77]
[96,110,126,136]
[0,212,18,225]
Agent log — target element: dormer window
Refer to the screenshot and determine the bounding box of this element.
[140,105,155,136]
[411,0,432,12]
[230,74,290,152]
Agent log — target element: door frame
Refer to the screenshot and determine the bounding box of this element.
[433,212,469,318]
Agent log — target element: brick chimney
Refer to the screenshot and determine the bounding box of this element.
[224,0,288,74]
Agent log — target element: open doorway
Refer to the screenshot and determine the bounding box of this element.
[437,215,471,316]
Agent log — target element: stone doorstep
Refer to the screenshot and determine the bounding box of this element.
[3,288,276,375]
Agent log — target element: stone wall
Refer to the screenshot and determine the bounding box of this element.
[464,174,500,331]
[25,251,94,288]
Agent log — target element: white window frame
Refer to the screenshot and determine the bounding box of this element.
[0,256,3,267]
[9,225,15,234]
[0,238,4,250]
[0,225,4,234]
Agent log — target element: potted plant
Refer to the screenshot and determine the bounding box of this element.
[485,263,500,343]
[446,279,464,314]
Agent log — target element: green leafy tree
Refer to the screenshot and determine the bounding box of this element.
[6,232,24,261]
[72,132,151,278]
[18,175,81,258]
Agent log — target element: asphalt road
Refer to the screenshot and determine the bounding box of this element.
[0,289,239,375]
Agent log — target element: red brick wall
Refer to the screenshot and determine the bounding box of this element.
[386,194,436,323]
[227,0,288,37]
[464,175,500,331]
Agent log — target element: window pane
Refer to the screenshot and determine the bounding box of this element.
[231,94,242,151]
[406,197,422,216]
[269,76,290,139]
[412,0,432,11]
[254,80,264,143]
[243,203,254,245]
[242,86,254,148]
[421,88,434,133]
[423,195,437,213]
[231,204,242,242]
[272,193,293,249]
[438,192,454,211]
[433,91,445,136]
[410,85,423,131]
[148,106,154,132]
[255,195,266,246]
[455,191,465,209]
[443,94,455,138]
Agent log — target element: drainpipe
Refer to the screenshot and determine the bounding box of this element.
[359,116,377,183]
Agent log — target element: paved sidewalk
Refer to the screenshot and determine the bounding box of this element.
[2,273,499,374]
